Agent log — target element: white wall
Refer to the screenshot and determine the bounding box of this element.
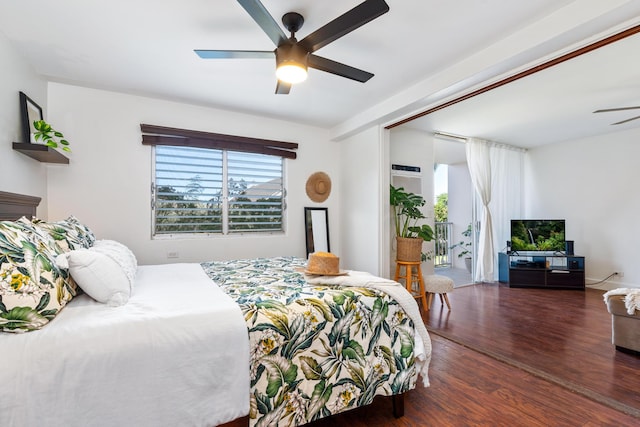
[339,126,383,274]
[0,31,48,216]
[448,162,472,269]
[524,126,640,289]
[46,83,342,265]
[389,127,435,276]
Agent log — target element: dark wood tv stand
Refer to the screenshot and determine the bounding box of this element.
[498,252,585,289]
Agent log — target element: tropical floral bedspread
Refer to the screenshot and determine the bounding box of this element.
[201,257,418,427]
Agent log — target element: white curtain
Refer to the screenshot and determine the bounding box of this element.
[489,145,523,279]
[466,138,524,282]
[466,138,494,282]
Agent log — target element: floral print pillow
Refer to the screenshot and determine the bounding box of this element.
[0,219,77,333]
[26,215,96,252]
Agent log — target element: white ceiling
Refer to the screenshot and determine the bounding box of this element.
[1,1,639,149]
[407,30,640,150]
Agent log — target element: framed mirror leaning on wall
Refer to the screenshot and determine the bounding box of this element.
[304,207,330,257]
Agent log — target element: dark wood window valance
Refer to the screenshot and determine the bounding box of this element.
[140,124,298,159]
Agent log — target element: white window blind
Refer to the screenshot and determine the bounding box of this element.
[154,146,284,236]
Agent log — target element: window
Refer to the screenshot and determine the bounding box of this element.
[153,145,284,236]
[142,124,296,237]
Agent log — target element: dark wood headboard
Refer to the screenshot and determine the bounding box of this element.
[0,191,42,221]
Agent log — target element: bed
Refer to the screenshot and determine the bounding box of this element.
[0,191,431,426]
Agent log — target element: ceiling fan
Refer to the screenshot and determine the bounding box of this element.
[194,0,390,94]
[593,106,640,125]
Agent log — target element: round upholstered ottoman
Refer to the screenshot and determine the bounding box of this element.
[424,275,454,310]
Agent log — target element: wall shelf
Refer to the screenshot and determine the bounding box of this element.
[13,142,69,164]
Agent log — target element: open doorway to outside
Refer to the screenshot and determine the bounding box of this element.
[433,141,474,287]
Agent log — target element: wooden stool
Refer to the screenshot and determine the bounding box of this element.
[424,275,454,310]
[394,261,429,312]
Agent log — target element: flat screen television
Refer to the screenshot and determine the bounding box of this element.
[510,219,565,253]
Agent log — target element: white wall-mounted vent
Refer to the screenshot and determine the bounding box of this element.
[391,164,422,194]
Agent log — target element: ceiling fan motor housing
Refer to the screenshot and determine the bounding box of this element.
[276,42,309,69]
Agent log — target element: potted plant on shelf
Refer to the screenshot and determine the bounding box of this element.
[451,223,473,272]
[33,120,71,152]
[390,184,434,262]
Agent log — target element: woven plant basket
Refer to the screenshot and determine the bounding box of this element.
[396,236,423,262]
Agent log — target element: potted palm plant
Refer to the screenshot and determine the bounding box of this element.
[390,184,434,262]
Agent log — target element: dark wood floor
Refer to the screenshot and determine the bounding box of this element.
[424,284,640,416]
[226,284,640,426]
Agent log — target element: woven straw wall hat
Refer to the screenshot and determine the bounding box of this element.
[305,172,331,203]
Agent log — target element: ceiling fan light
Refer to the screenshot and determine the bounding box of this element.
[276,61,308,84]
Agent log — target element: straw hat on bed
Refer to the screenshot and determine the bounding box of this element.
[305,252,347,276]
[305,172,331,203]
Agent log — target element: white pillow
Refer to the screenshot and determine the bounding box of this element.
[93,240,138,289]
[59,240,138,306]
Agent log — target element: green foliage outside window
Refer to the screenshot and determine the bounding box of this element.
[155,177,282,234]
[434,193,448,223]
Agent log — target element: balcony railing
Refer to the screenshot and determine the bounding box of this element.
[434,222,453,268]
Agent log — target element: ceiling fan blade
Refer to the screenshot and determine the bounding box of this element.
[594,106,640,113]
[194,50,274,59]
[237,0,287,47]
[308,54,374,82]
[612,115,640,125]
[275,80,291,95]
[299,0,389,53]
